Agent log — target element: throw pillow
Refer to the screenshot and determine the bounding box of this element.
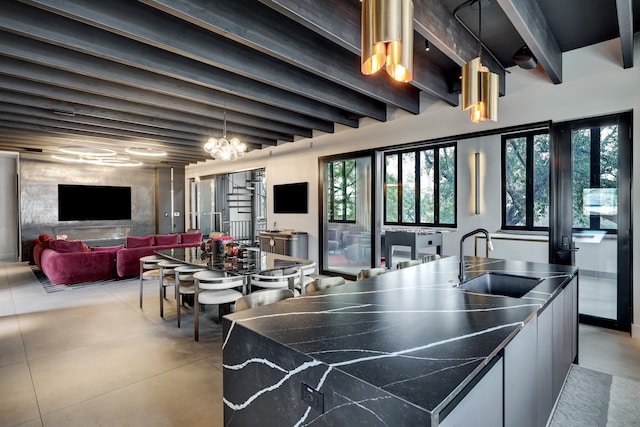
[91,245,124,254]
[50,240,87,253]
[180,232,202,244]
[155,234,179,246]
[126,235,154,249]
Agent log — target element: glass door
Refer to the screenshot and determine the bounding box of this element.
[551,113,632,331]
[320,154,374,277]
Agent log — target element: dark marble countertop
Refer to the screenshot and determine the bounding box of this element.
[223,257,578,424]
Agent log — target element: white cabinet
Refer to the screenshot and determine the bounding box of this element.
[536,304,554,427]
[504,315,538,427]
[440,358,503,427]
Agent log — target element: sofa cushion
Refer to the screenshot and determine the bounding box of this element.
[91,245,124,254]
[49,240,87,253]
[180,232,202,245]
[155,234,179,246]
[39,233,55,248]
[126,235,154,249]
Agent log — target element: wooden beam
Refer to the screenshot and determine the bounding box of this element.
[0,32,334,133]
[0,58,315,138]
[496,0,563,84]
[259,0,503,99]
[0,86,293,142]
[148,0,456,107]
[615,0,634,69]
[17,0,401,117]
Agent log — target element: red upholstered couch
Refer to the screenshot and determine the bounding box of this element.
[32,232,202,284]
[115,232,202,277]
[33,237,117,285]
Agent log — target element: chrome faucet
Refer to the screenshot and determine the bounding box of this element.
[459,228,494,283]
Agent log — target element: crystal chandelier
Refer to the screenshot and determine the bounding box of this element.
[204,111,247,161]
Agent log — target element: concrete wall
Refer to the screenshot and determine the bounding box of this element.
[186,38,640,333]
[20,158,156,256]
[0,152,19,260]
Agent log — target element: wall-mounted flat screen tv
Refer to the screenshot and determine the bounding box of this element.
[273,182,308,214]
[58,184,132,221]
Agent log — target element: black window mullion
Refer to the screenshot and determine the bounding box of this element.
[525,135,534,229]
[590,128,600,230]
[414,151,421,224]
[434,149,440,224]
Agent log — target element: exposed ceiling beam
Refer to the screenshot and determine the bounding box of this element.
[496,0,563,84]
[0,32,334,134]
[146,0,456,107]
[18,0,409,116]
[615,0,634,69]
[0,87,289,143]
[258,0,505,97]
[0,90,288,143]
[0,5,363,128]
[0,57,315,138]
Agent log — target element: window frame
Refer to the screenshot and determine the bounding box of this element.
[383,142,457,228]
[501,130,550,231]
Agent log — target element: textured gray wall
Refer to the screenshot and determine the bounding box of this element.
[21,159,156,256]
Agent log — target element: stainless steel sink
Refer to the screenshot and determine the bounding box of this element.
[458,272,543,298]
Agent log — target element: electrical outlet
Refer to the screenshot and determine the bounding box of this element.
[301,383,324,413]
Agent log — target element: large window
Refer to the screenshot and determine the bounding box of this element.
[384,143,456,227]
[328,159,357,222]
[502,131,550,230]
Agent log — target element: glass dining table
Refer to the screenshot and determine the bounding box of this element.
[154,246,314,292]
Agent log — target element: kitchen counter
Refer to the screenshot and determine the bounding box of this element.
[222,257,578,426]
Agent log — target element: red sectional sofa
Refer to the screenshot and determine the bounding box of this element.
[32,232,202,285]
[115,232,202,277]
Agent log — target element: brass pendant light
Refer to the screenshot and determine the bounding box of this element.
[361,0,414,83]
[461,1,498,122]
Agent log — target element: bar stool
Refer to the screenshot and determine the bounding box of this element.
[157,259,185,318]
[174,265,207,327]
[139,255,162,309]
[192,270,244,341]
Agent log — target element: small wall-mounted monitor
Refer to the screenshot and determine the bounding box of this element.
[273,182,308,214]
[58,184,132,221]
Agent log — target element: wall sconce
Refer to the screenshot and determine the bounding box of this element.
[475,152,480,214]
[361,0,414,83]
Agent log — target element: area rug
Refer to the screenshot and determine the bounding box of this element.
[549,364,640,427]
[31,266,118,293]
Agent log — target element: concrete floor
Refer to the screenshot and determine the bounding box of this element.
[1,260,639,426]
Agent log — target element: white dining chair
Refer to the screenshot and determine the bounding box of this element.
[139,254,161,309]
[174,265,207,327]
[235,288,294,312]
[192,270,244,341]
[249,268,301,295]
[304,276,346,294]
[157,259,186,318]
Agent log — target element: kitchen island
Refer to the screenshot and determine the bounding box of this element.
[222,257,578,426]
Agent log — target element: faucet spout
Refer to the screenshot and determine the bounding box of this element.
[459,228,493,283]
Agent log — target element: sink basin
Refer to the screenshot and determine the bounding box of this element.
[459,272,543,298]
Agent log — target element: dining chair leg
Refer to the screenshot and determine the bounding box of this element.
[159,266,165,318]
[194,280,200,341]
[139,261,144,309]
[176,271,181,328]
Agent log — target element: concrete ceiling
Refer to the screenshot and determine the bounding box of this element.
[0,0,636,167]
